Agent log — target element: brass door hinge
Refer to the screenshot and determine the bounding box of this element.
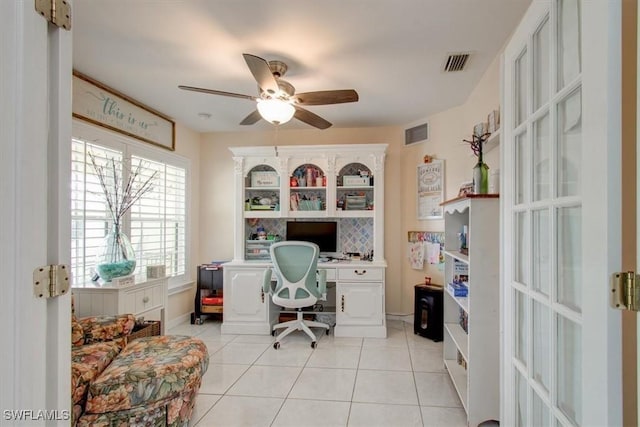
[35,0,71,30]
[610,271,639,312]
[33,264,70,299]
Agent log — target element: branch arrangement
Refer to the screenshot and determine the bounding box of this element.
[463,132,491,158]
[89,152,158,225]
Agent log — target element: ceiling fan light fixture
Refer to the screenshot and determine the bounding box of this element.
[257,98,295,125]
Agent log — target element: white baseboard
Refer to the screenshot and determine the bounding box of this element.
[386,313,414,324]
[167,312,192,330]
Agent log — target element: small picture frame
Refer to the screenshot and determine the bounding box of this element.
[473,122,488,137]
[488,109,500,133]
[458,181,474,197]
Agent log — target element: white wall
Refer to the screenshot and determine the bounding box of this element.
[400,54,502,313]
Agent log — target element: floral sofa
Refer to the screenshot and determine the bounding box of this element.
[71,313,209,426]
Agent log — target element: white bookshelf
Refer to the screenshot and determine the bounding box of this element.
[442,195,499,426]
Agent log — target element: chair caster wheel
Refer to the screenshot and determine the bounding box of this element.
[311,341,317,349]
[273,342,280,350]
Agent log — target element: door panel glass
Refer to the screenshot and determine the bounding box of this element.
[557,315,582,426]
[534,16,550,110]
[532,300,550,392]
[532,390,550,426]
[514,290,528,366]
[532,209,550,296]
[533,113,550,201]
[515,49,528,127]
[516,369,528,427]
[558,89,582,198]
[557,206,582,312]
[515,211,529,286]
[557,0,581,90]
[516,131,528,204]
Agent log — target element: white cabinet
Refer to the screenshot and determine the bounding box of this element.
[337,283,383,326]
[221,266,277,335]
[72,277,168,334]
[334,266,385,337]
[442,195,499,426]
[223,144,388,338]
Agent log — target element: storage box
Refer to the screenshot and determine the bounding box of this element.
[298,199,323,211]
[345,195,366,210]
[343,175,370,186]
[447,282,469,297]
[251,171,279,187]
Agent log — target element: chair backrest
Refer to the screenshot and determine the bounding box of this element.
[269,241,321,309]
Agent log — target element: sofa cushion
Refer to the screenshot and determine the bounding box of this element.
[85,335,209,414]
[71,315,85,347]
[71,341,123,407]
[80,314,135,345]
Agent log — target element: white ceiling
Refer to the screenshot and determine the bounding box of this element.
[72,0,531,133]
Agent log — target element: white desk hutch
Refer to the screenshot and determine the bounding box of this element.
[222,144,387,338]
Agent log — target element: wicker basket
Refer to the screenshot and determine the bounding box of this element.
[127,320,161,343]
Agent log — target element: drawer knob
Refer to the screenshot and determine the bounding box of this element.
[142,296,150,303]
[355,270,367,275]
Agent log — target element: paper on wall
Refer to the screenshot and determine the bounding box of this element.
[426,242,441,264]
[409,242,424,270]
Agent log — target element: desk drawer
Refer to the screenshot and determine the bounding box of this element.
[338,267,383,281]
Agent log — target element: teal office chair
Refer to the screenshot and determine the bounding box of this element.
[263,241,330,349]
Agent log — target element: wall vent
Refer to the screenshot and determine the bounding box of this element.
[443,53,471,72]
[405,123,429,146]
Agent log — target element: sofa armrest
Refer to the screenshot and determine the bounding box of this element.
[79,314,136,345]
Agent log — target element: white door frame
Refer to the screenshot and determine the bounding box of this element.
[1,0,72,423]
[500,0,622,425]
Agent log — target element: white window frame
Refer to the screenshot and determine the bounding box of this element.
[72,119,191,289]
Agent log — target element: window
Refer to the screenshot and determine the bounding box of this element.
[71,131,189,287]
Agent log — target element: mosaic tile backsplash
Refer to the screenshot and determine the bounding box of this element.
[245,217,374,255]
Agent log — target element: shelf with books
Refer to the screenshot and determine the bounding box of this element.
[441,195,499,426]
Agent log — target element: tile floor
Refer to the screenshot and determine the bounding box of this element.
[168,319,466,427]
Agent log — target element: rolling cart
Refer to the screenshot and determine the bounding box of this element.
[191,262,227,325]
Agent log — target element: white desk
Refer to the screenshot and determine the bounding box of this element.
[221,260,387,338]
[72,276,168,334]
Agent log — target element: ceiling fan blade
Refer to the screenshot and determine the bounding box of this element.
[294,106,332,130]
[178,85,256,101]
[242,53,280,95]
[239,110,262,126]
[294,90,359,106]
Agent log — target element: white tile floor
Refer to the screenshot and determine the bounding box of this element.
[168,319,466,427]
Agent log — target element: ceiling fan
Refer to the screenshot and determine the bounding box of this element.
[179,53,359,130]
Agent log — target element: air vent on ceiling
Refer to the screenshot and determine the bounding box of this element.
[443,53,471,72]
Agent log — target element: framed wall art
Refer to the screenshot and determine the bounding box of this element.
[72,70,175,151]
[417,160,444,219]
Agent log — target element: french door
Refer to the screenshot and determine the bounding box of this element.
[502,1,622,425]
[1,0,72,421]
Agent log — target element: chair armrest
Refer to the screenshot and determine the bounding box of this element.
[316,269,327,299]
[79,314,136,344]
[263,268,273,294]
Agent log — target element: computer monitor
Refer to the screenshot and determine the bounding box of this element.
[285,221,338,254]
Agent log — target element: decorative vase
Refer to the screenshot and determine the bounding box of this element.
[95,223,136,282]
[472,160,490,194]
